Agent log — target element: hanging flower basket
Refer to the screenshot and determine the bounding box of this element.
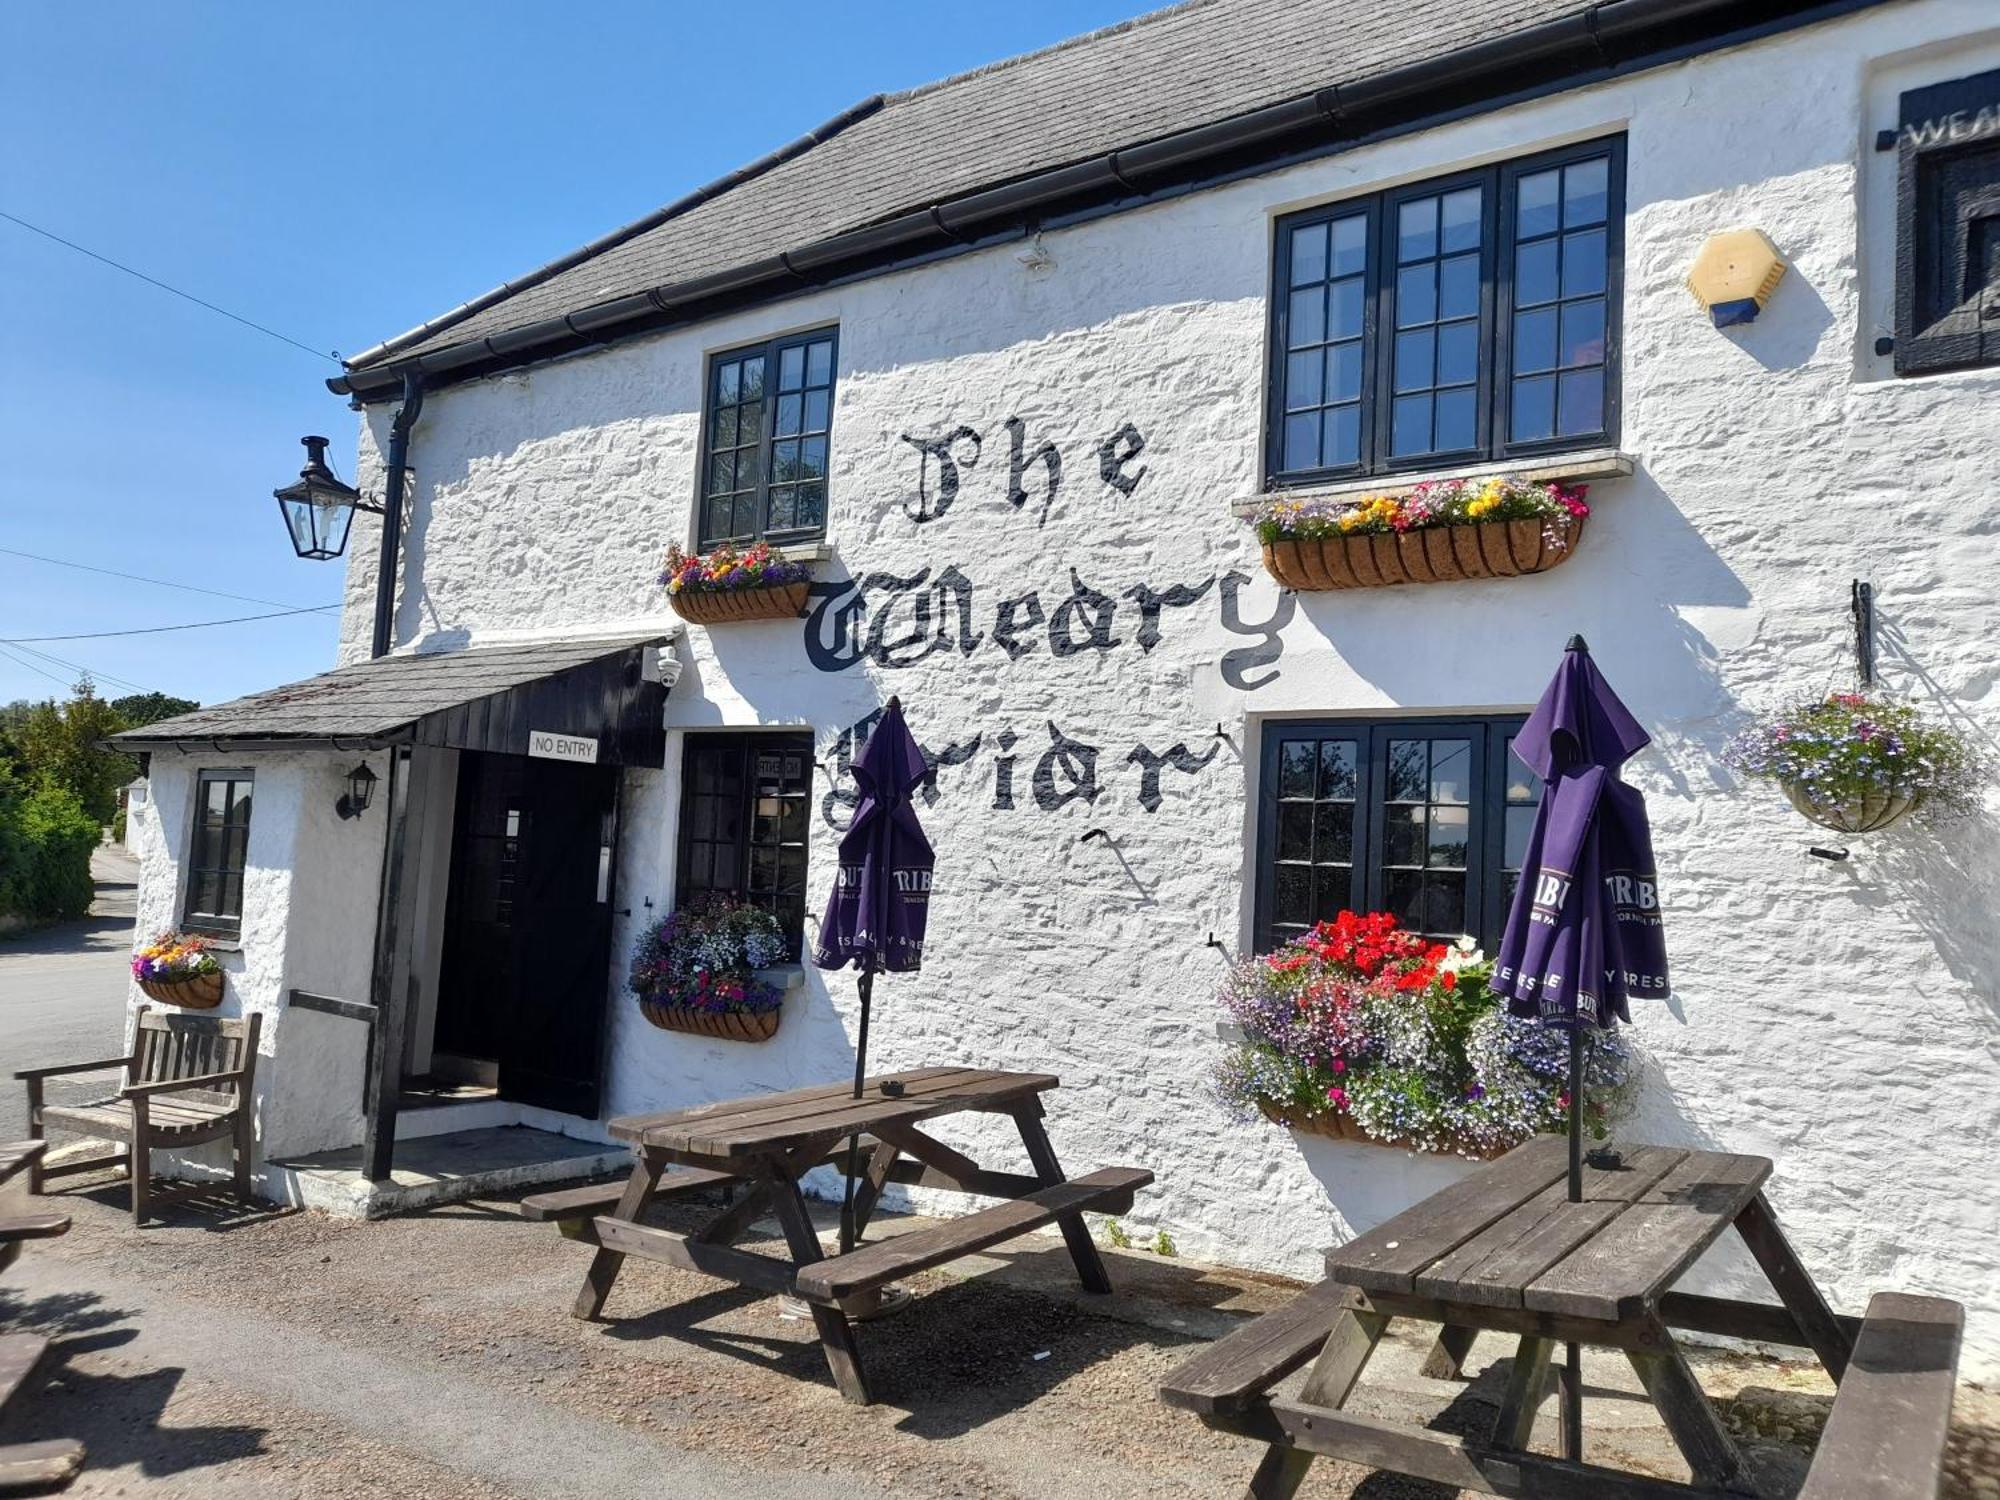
[1782,781,1920,835]
[659,541,813,625]
[668,580,812,625]
[1261,514,1584,591]
[136,971,225,1009]
[1252,478,1590,592]
[641,1000,782,1042]
[1255,1099,1372,1143]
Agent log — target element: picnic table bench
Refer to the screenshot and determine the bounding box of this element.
[1161,1135,1962,1498]
[522,1066,1151,1405]
[0,1141,84,1494]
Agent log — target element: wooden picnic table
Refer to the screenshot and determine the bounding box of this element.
[524,1066,1151,1405]
[1162,1134,1963,1498]
[0,1142,44,1191]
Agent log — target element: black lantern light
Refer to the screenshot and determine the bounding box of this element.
[274,436,378,561]
[336,762,379,820]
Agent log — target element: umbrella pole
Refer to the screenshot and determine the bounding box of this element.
[1562,1023,1586,1460]
[839,967,875,1255]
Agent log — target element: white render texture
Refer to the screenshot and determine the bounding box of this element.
[234,0,1998,1369]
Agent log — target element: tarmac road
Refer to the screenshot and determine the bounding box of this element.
[0,843,139,1140]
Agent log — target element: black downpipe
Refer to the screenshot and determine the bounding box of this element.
[371,370,425,659]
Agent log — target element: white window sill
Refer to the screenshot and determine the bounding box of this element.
[1229,449,1634,519]
[758,964,808,995]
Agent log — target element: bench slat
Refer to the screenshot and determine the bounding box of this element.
[1799,1292,1962,1500]
[0,1214,70,1244]
[793,1166,1152,1303]
[517,1167,733,1221]
[1159,1278,1351,1415]
[0,1439,87,1491]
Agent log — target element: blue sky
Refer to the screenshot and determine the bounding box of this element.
[0,1,1151,708]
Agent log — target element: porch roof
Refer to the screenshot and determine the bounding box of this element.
[110,632,676,765]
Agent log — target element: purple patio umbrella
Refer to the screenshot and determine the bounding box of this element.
[812,696,935,1252]
[1488,635,1668,1457]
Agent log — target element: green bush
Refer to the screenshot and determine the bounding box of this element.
[111,807,127,845]
[0,772,97,923]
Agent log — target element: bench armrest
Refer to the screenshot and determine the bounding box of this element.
[16,1056,133,1081]
[122,1071,246,1100]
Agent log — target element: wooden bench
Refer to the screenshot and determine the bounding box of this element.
[1798,1292,1963,1499]
[792,1165,1152,1305]
[1160,1278,1353,1416]
[518,1166,734,1223]
[17,1008,261,1224]
[0,1334,84,1493]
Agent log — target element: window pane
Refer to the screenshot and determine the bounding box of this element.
[205,778,231,822]
[1290,221,1328,285]
[1518,169,1561,238]
[1561,300,1606,368]
[1283,413,1320,471]
[770,439,797,485]
[1316,802,1354,865]
[1315,867,1350,923]
[707,452,735,495]
[1328,341,1363,403]
[1437,322,1478,386]
[1505,738,1540,802]
[1274,866,1312,927]
[1429,805,1469,868]
[800,435,828,481]
[1384,870,1423,928]
[1385,806,1426,866]
[1557,370,1605,435]
[778,344,805,391]
[1438,253,1479,320]
[1430,740,1471,802]
[716,360,739,403]
[1278,740,1317,798]
[1289,285,1325,345]
[1391,393,1431,455]
[804,389,831,433]
[1563,158,1609,227]
[1331,215,1368,276]
[1516,238,1559,306]
[1423,876,1466,935]
[1441,188,1482,251]
[1514,308,1558,374]
[1433,387,1475,451]
[1330,278,1365,339]
[768,487,797,530]
[1387,740,1428,801]
[1398,197,1438,262]
[1562,229,1607,297]
[1318,740,1358,799]
[806,339,833,386]
[1394,329,1434,392]
[1505,805,1537,869]
[738,357,765,401]
[712,405,738,448]
[1286,348,1323,408]
[1512,375,1556,441]
[1396,263,1436,327]
[775,394,801,437]
[1277,803,1314,862]
[1323,405,1361,467]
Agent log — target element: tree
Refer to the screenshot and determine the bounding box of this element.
[11,678,135,825]
[109,692,199,729]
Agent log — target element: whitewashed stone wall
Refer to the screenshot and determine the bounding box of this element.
[321,1,1999,1372]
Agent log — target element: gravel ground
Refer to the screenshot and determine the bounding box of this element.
[1,1171,1994,1499]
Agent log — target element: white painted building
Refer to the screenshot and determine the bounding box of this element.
[112,0,2000,1376]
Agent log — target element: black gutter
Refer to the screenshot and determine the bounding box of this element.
[341,94,888,370]
[333,0,1888,403]
[371,370,425,658]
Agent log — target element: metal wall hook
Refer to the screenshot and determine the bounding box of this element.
[1205,931,1227,951]
[1079,827,1111,844]
[1808,845,1850,862]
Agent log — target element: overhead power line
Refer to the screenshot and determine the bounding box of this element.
[0,639,153,695]
[0,208,340,364]
[0,605,336,643]
[0,546,341,613]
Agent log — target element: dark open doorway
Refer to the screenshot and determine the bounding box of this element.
[434,750,619,1118]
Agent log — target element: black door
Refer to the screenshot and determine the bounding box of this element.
[437,751,619,1116]
[499,756,619,1116]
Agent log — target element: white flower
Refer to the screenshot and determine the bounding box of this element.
[1442,935,1484,973]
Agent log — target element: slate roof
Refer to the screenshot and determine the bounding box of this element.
[111,634,670,748]
[343,0,1599,372]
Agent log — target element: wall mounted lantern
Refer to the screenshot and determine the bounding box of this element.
[1686,228,1787,327]
[336,762,379,820]
[273,436,380,561]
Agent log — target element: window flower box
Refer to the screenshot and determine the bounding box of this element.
[1727,692,1983,835]
[1214,911,1632,1159]
[659,542,812,625]
[1253,479,1588,592]
[629,899,788,1044]
[132,931,225,1009]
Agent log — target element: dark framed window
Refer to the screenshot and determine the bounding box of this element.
[1268,137,1624,485]
[1254,718,1540,953]
[1893,67,2000,376]
[184,768,253,937]
[676,732,812,955]
[697,328,837,549]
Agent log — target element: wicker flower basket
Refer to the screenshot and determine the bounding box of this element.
[1782,781,1920,835]
[1260,514,1584,592]
[1256,1099,1375,1143]
[668,581,812,625]
[136,970,225,1009]
[640,1000,782,1042]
